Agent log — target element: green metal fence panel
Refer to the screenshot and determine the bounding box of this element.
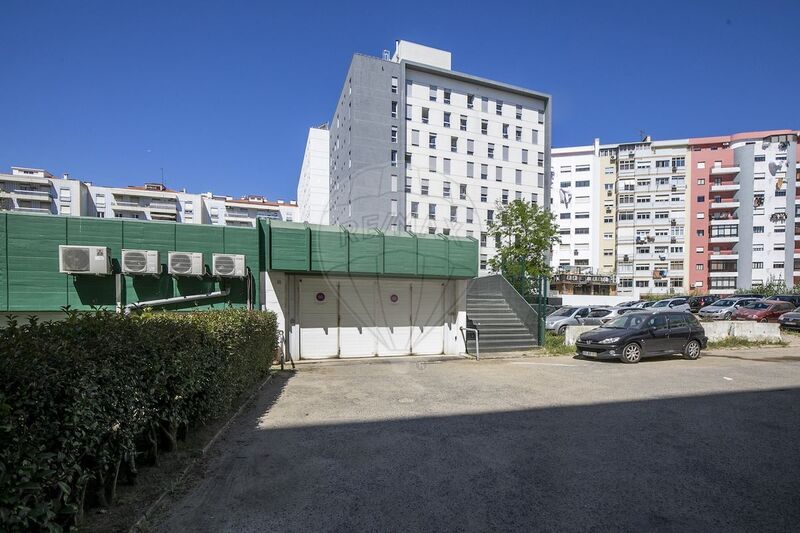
[224,226,259,308]
[66,217,123,309]
[383,231,417,276]
[348,228,384,274]
[7,214,67,311]
[446,236,479,278]
[122,220,177,305]
[309,224,348,273]
[416,234,449,277]
[270,220,309,271]
[0,214,7,311]
[172,224,226,309]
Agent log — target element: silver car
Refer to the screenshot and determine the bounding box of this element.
[578,307,639,326]
[698,297,760,320]
[545,306,592,334]
[651,297,691,312]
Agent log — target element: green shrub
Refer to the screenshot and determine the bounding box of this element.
[0,309,276,531]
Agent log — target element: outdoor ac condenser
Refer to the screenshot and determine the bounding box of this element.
[168,252,204,276]
[122,249,161,275]
[212,253,246,278]
[59,245,112,275]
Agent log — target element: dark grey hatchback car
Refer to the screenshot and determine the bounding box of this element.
[575,311,708,363]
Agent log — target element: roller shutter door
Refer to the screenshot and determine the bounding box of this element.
[411,280,445,355]
[298,278,339,359]
[375,280,412,356]
[338,278,377,358]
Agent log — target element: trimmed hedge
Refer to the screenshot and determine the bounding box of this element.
[0,309,277,530]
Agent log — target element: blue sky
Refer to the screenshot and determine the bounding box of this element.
[2,0,798,200]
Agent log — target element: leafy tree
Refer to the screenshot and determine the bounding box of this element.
[487,200,561,292]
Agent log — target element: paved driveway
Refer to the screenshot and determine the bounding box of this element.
[157,347,800,532]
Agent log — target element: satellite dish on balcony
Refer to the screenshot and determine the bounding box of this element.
[768,162,779,176]
[559,188,572,209]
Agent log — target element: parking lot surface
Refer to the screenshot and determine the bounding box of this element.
[157,347,800,532]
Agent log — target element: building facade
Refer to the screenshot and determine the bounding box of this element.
[0,167,85,216]
[296,125,331,224]
[328,40,551,273]
[85,182,203,223]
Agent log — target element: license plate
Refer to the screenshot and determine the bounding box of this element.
[581,350,593,356]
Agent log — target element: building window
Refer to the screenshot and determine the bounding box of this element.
[480,164,488,180]
[451,136,458,152]
[487,209,494,224]
[515,126,522,142]
[538,152,544,167]
[467,139,474,155]
[405,103,411,120]
[575,180,590,187]
[495,166,503,181]
[428,156,436,173]
[515,169,522,185]
[467,162,474,178]
[443,181,451,197]
[390,126,398,143]
[466,207,473,223]
[502,145,509,161]
[390,174,398,192]
[481,120,488,135]
[428,203,436,220]
[521,149,528,165]
[410,202,419,218]
[481,96,489,113]
[460,115,467,131]
[560,213,571,220]
[488,143,494,159]
[774,262,785,269]
[405,177,412,193]
[429,133,437,149]
[443,158,451,175]
[467,94,474,109]
[501,189,509,205]
[421,179,429,195]
[480,254,487,270]
[460,184,467,200]
[391,101,398,118]
[532,130,539,144]
[753,226,764,233]
[411,129,419,146]
[390,199,398,216]
[443,89,451,104]
[390,150,398,167]
[429,85,437,101]
[515,105,522,120]
[538,110,544,124]
[502,124,509,139]
[496,100,503,115]
[443,112,451,128]
[450,205,457,222]
[480,187,488,202]
[422,107,429,124]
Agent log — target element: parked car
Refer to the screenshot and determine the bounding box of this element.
[651,297,691,312]
[631,300,656,309]
[575,311,707,363]
[770,294,800,307]
[734,293,766,299]
[578,307,639,326]
[731,300,796,322]
[618,300,644,308]
[778,307,800,330]
[687,295,720,313]
[546,306,593,334]
[698,297,760,320]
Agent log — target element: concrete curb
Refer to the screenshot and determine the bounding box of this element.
[129,372,275,532]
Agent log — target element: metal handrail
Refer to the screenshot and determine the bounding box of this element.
[460,326,480,360]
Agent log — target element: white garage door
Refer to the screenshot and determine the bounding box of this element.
[411,280,445,355]
[298,278,339,359]
[375,280,412,356]
[338,278,377,358]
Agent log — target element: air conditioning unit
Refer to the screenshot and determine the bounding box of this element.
[122,249,161,275]
[59,245,112,275]
[212,253,247,278]
[670,219,677,226]
[168,252,204,277]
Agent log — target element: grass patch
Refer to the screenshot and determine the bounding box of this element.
[543,332,576,356]
[708,337,787,350]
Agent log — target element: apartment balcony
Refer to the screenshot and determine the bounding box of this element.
[709,235,739,244]
[14,206,52,214]
[617,218,635,227]
[225,219,256,228]
[148,201,178,213]
[709,200,740,210]
[709,250,738,260]
[225,212,256,223]
[710,182,740,193]
[113,200,147,211]
[710,166,741,176]
[710,216,739,225]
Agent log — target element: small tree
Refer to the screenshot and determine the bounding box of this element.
[487,200,561,293]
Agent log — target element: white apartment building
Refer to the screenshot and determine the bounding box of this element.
[612,138,689,299]
[86,182,203,224]
[204,194,297,227]
[550,141,602,273]
[296,125,330,224]
[0,167,84,216]
[328,40,551,273]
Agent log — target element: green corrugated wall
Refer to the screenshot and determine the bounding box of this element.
[348,229,383,274]
[0,214,478,313]
[383,231,417,276]
[270,220,309,271]
[416,234,449,277]
[309,224,348,273]
[0,214,7,311]
[7,214,67,311]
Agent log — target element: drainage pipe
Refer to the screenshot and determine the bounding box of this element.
[123,287,231,314]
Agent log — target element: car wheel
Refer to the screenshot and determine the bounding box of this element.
[723,312,731,320]
[558,325,567,335]
[759,317,768,323]
[620,342,641,364]
[684,339,701,360]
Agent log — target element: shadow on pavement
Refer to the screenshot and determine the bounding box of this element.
[157,383,800,532]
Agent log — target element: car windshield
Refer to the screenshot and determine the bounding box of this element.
[550,307,575,317]
[602,313,647,329]
[587,309,610,318]
[652,300,670,308]
[713,299,735,307]
[744,302,769,310]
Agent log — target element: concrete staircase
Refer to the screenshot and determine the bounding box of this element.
[466,294,538,353]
